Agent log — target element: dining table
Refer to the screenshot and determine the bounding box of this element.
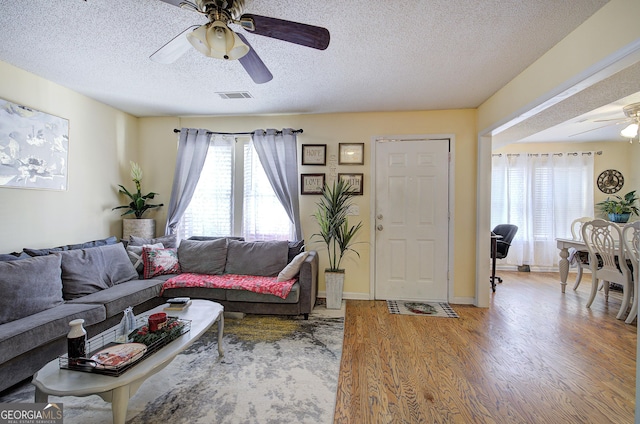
[556,237,588,293]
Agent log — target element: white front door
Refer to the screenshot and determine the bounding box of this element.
[374,138,450,301]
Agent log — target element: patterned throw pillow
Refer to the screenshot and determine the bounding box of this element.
[142,247,181,279]
[126,243,163,274]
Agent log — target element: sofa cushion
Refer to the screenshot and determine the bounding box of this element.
[67,279,164,318]
[189,236,245,242]
[178,238,228,275]
[126,243,163,274]
[0,303,105,364]
[129,234,178,249]
[23,236,118,256]
[0,255,65,325]
[0,251,31,261]
[67,236,119,250]
[226,282,300,304]
[160,286,227,301]
[278,251,309,282]
[58,243,139,300]
[287,240,305,263]
[225,240,289,277]
[143,247,181,279]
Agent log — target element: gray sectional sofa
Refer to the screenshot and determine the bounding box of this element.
[0,235,317,393]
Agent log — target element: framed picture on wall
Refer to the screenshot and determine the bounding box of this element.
[338,173,364,195]
[338,143,365,165]
[301,173,326,195]
[301,144,327,165]
[0,97,69,190]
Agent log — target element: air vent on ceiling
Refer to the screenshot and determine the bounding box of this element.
[216,91,253,100]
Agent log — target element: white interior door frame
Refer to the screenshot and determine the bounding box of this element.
[369,134,456,302]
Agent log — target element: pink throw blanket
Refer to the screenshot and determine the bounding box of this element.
[161,273,296,299]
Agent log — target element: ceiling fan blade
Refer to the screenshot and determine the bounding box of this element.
[569,122,624,137]
[237,33,273,84]
[593,117,631,123]
[156,0,196,8]
[241,14,330,50]
[150,25,199,64]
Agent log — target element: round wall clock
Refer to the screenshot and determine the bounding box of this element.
[597,169,624,194]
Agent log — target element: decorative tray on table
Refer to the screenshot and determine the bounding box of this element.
[59,316,191,377]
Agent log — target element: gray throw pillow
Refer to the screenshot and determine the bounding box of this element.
[224,240,289,277]
[287,240,305,263]
[58,243,138,300]
[189,236,245,242]
[0,251,31,261]
[0,255,65,325]
[23,236,118,256]
[129,234,178,248]
[178,238,228,275]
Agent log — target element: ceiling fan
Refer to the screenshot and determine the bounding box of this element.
[151,0,330,84]
[571,102,640,141]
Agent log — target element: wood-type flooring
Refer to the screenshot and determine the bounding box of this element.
[334,271,637,423]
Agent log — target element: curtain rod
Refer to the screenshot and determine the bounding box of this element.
[492,151,602,157]
[173,128,303,136]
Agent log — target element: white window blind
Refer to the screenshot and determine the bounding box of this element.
[242,142,294,241]
[491,152,594,270]
[178,136,293,241]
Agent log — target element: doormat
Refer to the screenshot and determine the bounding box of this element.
[386,300,459,318]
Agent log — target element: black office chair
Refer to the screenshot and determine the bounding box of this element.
[490,224,519,291]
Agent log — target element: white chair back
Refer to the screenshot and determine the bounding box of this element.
[581,219,632,320]
[622,221,640,323]
[571,217,592,241]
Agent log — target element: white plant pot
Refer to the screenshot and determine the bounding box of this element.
[325,270,345,310]
[122,218,156,240]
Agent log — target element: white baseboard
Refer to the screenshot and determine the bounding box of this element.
[451,296,475,305]
[317,291,372,300]
[317,291,475,304]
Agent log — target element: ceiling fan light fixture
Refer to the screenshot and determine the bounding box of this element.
[186,24,211,56]
[620,123,639,139]
[187,21,248,60]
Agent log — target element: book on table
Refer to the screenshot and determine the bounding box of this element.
[165,298,192,311]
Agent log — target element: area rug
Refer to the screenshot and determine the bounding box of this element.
[386,300,459,318]
[0,310,344,424]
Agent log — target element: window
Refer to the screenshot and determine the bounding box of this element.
[178,136,294,241]
[491,152,594,270]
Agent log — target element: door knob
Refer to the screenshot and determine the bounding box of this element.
[377,224,383,231]
[377,214,383,220]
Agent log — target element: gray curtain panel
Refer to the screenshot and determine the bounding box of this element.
[252,128,303,240]
[165,128,211,235]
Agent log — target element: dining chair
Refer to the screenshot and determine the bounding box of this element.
[581,219,632,320]
[570,217,592,290]
[622,221,640,324]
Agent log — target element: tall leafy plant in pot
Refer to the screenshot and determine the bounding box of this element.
[113,162,164,239]
[312,179,363,308]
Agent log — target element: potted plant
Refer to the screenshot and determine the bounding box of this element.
[312,179,363,309]
[113,161,163,239]
[596,190,639,223]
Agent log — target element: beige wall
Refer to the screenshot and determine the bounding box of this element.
[0,61,139,252]
[138,110,478,301]
[0,58,478,302]
[494,140,639,210]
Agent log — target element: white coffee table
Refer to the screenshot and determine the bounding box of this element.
[32,299,224,424]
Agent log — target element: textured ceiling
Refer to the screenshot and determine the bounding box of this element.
[3,0,633,144]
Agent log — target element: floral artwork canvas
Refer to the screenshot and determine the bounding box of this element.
[0,98,69,190]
